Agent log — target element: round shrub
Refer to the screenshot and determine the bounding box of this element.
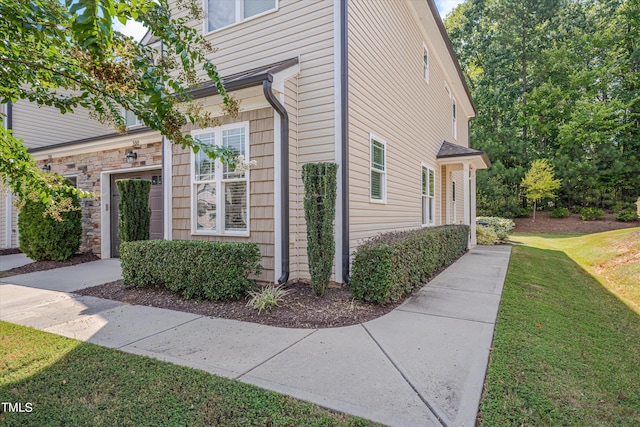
[614,208,638,222]
[550,207,570,218]
[580,207,605,221]
[18,194,82,261]
[475,216,515,240]
[476,225,498,245]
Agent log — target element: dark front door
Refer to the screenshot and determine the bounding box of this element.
[110,170,163,257]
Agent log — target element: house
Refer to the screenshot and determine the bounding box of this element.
[1,0,489,284]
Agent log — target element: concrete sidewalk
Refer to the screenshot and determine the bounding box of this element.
[0,246,511,427]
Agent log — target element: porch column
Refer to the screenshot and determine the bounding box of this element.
[470,167,477,246]
[463,161,471,246]
[4,191,12,248]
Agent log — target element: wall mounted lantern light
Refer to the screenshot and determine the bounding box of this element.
[125,150,138,164]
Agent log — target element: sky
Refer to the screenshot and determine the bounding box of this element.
[115,0,467,42]
[435,0,465,17]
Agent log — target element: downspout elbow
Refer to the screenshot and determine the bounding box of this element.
[263,79,290,284]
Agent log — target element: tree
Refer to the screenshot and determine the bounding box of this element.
[521,159,561,220]
[0,0,237,213]
[117,179,151,242]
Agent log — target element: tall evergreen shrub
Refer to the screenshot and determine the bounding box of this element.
[302,162,338,296]
[18,188,82,261]
[116,179,151,242]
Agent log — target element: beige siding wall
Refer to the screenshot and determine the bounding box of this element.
[347,0,472,252]
[172,108,276,283]
[12,101,113,149]
[170,0,337,165]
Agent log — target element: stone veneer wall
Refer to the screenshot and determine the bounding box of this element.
[35,141,162,256]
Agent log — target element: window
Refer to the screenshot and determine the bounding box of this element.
[125,110,142,127]
[206,0,277,33]
[192,123,250,234]
[452,98,457,139]
[370,136,386,202]
[451,180,457,223]
[422,45,429,82]
[421,166,435,226]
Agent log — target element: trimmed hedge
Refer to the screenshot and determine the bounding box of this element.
[580,207,605,221]
[120,240,262,301]
[350,225,469,304]
[116,179,151,242]
[477,225,498,245]
[550,207,570,218]
[18,191,81,262]
[302,162,338,296]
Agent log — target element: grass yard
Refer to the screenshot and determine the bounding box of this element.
[514,228,640,314]
[0,321,376,427]
[479,229,640,426]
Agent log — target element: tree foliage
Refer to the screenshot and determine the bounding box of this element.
[445,0,640,215]
[0,0,237,212]
[521,159,561,220]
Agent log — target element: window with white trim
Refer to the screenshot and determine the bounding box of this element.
[451,180,457,223]
[192,123,250,234]
[452,98,457,139]
[422,45,429,82]
[124,110,142,127]
[421,166,435,226]
[206,0,277,33]
[370,137,386,202]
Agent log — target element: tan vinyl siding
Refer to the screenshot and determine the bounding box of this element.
[171,108,276,283]
[347,0,472,252]
[11,101,113,149]
[169,0,336,165]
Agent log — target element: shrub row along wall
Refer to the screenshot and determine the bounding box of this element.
[120,240,262,301]
[350,225,469,304]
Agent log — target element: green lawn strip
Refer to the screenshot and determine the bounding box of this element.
[0,322,377,427]
[479,245,640,426]
[513,228,640,314]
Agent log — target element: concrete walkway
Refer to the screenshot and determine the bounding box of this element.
[0,246,511,427]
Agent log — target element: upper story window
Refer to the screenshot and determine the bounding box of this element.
[206,0,277,33]
[125,110,142,127]
[452,98,457,139]
[370,136,386,203]
[422,45,429,83]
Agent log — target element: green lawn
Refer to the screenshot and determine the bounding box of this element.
[513,228,640,314]
[479,231,640,426]
[0,321,376,426]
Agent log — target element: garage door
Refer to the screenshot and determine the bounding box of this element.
[110,170,163,257]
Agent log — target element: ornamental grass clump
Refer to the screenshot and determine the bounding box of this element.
[246,284,291,313]
[302,162,338,296]
[350,225,469,304]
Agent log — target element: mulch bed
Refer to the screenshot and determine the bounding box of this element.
[76,280,401,329]
[0,248,22,256]
[3,252,99,276]
[513,211,639,234]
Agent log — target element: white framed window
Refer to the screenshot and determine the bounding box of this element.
[64,175,78,187]
[192,122,250,235]
[451,180,457,223]
[124,110,142,127]
[452,97,457,139]
[421,165,435,226]
[422,45,429,83]
[205,0,278,33]
[370,136,386,203]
